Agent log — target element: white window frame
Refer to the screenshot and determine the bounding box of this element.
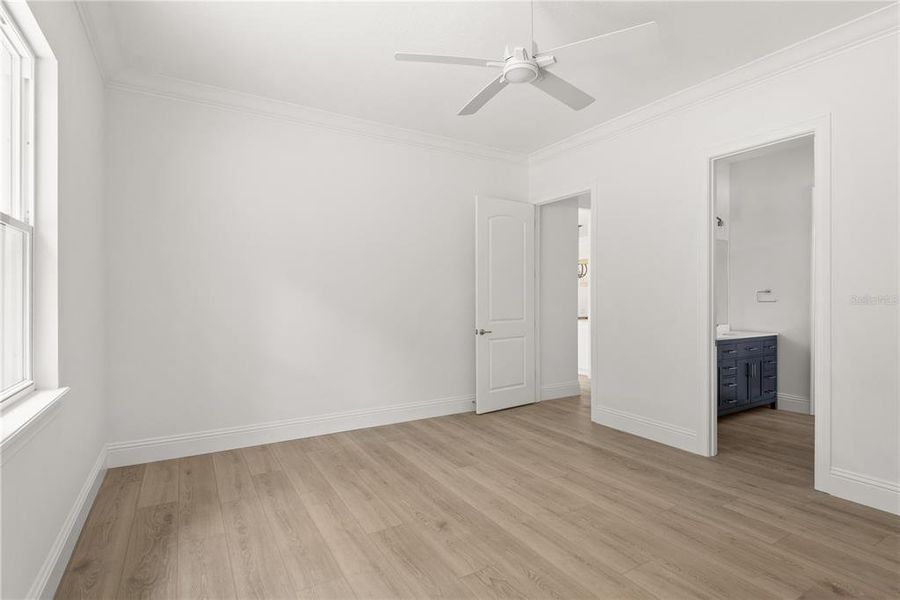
[0,3,35,405]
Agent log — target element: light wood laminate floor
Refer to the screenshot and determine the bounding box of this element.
[56,388,900,599]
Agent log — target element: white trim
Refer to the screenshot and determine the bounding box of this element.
[534,205,543,404]
[105,70,527,166]
[530,4,898,165]
[777,392,811,414]
[0,386,68,465]
[531,187,593,207]
[826,468,900,516]
[2,379,36,406]
[4,0,61,396]
[72,1,109,83]
[541,380,581,401]
[26,445,108,600]
[107,394,475,467]
[0,0,37,405]
[592,405,698,453]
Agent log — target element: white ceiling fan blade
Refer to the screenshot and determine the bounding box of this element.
[531,72,594,110]
[395,52,499,68]
[535,21,658,58]
[458,77,508,116]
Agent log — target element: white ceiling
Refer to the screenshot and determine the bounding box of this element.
[83,1,886,154]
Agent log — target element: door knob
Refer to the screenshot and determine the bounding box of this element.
[476,329,493,336]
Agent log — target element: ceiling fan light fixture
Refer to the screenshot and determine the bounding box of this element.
[502,61,539,84]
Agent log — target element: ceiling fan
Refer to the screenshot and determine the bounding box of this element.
[395,4,658,115]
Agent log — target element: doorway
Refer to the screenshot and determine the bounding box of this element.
[709,128,828,485]
[474,191,593,415]
[536,191,591,405]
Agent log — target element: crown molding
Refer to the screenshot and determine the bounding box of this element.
[529,3,899,166]
[74,0,526,164]
[73,2,105,82]
[74,1,123,84]
[106,70,528,166]
[77,1,896,168]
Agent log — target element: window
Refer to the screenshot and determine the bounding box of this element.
[0,8,34,403]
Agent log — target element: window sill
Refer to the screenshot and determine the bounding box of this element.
[1,386,69,465]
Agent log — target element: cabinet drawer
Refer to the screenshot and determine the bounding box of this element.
[762,357,777,375]
[737,341,766,356]
[719,389,742,409]
[718,359,738,379]
[718,377,740,404]
[717,343,739,360]
[762,374,777,394]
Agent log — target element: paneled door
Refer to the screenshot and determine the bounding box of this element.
[475,196,535,414]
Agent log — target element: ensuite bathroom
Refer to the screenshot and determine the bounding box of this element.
[714,135,814,427]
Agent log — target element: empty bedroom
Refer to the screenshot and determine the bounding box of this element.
[1,1,898,598]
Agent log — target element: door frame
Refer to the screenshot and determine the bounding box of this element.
[533,181,599,407]
[703,115,832,493]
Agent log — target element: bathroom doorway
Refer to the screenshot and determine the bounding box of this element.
[713,135,814,466]
[707,122,831,491]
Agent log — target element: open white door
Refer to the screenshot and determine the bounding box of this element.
[475,196,536,414]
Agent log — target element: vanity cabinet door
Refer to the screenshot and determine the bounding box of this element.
[735,358,764,404]
[746,357,764,403]
[736,359,751,405]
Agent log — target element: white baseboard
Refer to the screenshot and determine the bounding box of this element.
[778,392,811,414]
[592,404,700,454]
[107,394,475,467]
[541,380,582,401]
[28,445,108,599]
[825,467,900,516]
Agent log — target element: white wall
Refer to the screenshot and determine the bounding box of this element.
[104,88,527,456]
[539,198,579,399]
[728,139,814,407]
[530,26,898,511]
[1,2,107,598]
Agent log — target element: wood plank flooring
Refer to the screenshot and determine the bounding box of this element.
[56,387,900,599]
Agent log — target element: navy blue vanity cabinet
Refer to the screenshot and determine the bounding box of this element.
[716,336,777,416]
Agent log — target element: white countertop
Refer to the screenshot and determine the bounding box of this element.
[716,330,778,341]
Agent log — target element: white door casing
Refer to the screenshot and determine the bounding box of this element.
[475,196,536,414]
